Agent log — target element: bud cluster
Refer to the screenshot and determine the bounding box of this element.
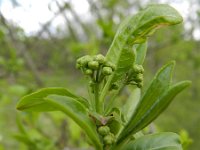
[98,125,115,145]
[127,64,144,88]
[76,54,116,83]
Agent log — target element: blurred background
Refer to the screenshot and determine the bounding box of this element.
[0,0,199,149]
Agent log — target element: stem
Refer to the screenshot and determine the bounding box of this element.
[87,82,96,111]
[94,69,104,114]
[104,89,120,115]
[99,74,113,113]
[104,83,125,115]
[94,83,100,113]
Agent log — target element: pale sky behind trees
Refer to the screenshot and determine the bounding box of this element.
[0,0,200,39]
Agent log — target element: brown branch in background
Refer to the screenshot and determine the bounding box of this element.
[36,1,73,48]
[87,0,103,21]
[30,2,65,57]
[66,1,90,39]
[56,119,68,149]
[37,1,67,37]
[55,0,78,41]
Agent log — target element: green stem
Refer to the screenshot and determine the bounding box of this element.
[87,82,96,111]
[104,90,120,115]
[99,75,113,113]
[94,83,100,113]
[104,84,125,115]
[94,69,105,114]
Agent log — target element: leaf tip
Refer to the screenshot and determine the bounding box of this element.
[148,4,183,24]
[179,80,192,88]
[169,60,176,66]
[184,80,192,85]
[162,60,176,75]
[16,104,23,111]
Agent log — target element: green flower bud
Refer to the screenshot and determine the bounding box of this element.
[88,61,99,70]
[133,64,144,73]
[85,69,93,75]
[98,126,110,136]
[76,63,81,69]
[110,64,116,71]
[94,54,105,64]
[81,55,93,67]
[76,57,82,64]
[137,81,143,88]
[135,73,143,82]
[102,67,112,75]
[89,80,94,87]
[105,62,116,71]
[103,133,115,145]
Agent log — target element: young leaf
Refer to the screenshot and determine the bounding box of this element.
[100,4,183,104]
[117,61,175,143]
[46,95,102,149]
[16,87,89,111]
[122,132,182,150]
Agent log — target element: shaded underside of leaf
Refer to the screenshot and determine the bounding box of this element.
[16,88,101,149]
[123,132,182,150]
[135,42,147,65]
[16,87,88,111]
[46,95,102,149]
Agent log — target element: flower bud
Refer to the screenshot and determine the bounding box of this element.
[103,133,115,145]
[135,73,143,82]
[133,64,144,73]
[76,57,82,64]
[98,126,110,136]
[88,61,99,70]
[137,81,143,88]
[105,62,116,71]
[81,55,93,67]
[85,69,93,75]
[89,80,95,87]
[110,64,116,71]
[94,54,105,64]
[76,63,81,69]
[102,67,112,75]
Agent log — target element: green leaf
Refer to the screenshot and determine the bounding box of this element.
[133,81,191,131]
[135,42,147,65]
[117,64,191,144]
[45,95,102,149]
[117,61,175,143]
[16,87,89,111]
[100,4,183,104]
[123,132,182,150]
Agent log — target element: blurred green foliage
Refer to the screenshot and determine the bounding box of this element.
[0,0,199,149]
